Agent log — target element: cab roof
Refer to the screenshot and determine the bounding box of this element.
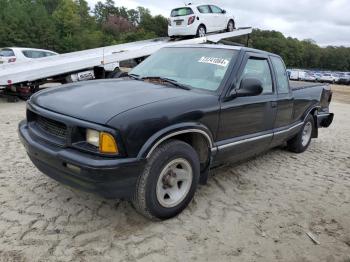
[165,44,280,57]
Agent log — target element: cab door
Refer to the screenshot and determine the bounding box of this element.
[214,52,277,164]
[269,56,295,147]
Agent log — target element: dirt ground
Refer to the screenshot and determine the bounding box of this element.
[0,85,349,262]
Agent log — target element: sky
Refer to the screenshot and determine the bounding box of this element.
[87,0,350,47]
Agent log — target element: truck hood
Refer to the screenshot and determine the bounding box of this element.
[31,79,187,124]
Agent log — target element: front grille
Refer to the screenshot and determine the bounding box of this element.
[36,115,67,139]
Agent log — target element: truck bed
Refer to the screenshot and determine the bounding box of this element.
[290,81,332,115]
[290,81,329,90]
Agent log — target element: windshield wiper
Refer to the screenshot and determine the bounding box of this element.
[141,76,191,90]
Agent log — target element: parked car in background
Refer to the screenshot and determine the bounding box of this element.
[0,47,58,64]
[168,4,235,38]
[289,70,306,81]
[338,73,350,85]
[303,73,317,82]
[319,73,337,83]
[315,73,323,82]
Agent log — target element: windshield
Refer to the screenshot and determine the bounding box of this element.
[0,49,15,57]
[171,7,193,17]
[130,47,238,91]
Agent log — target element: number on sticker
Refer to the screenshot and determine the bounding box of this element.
[198,56,229,67]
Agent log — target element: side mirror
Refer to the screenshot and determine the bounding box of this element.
[229,78,263,98]
[222,9,227,14]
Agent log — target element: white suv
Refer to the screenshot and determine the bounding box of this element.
[0,47,58,64]
[168,4,235,38]
[319,73,338,84]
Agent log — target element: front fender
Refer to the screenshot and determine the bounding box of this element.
[137,122,215,159]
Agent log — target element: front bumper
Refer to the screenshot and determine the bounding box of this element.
[19,120,145,199]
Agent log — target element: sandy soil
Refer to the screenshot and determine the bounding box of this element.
[0,85,349,262]
[331,85,350,104]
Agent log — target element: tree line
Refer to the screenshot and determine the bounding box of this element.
[0,0,349,71]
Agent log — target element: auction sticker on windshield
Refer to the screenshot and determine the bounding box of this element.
[198,56,230,67]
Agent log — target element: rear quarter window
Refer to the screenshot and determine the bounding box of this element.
[0,49,15,57]
[171,7,194,17]
[271,56,289,94]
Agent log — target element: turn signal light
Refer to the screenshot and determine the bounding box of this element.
[99,132,118,154]
[86,129,119,154]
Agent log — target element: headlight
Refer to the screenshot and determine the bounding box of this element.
[86,129,100,147]
[86,129,119,154]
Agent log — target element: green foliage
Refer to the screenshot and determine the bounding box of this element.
[234,29,350,71]
[0,0,349,71]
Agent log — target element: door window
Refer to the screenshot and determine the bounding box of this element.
[197,5,211,14]
[44,52,56,57]
[271,56,289,94]
[22,50,47,58]
[210,5,223,14]
[240,58,273,94]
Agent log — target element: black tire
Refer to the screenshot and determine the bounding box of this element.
[287,115,315,153]
[132,140,200,220]
[196,25,206,37]
[227,20,235,32]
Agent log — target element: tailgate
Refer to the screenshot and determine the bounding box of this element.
[170,16,189,27]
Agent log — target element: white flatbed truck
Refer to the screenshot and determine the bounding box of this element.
[0,28,252,99]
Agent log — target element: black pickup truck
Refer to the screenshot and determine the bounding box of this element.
[19,45,334,220]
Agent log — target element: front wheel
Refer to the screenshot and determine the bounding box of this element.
[287,115,315,153]
[227,20,235,32]
[132,140,200,220]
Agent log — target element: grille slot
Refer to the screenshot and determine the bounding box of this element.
[36,115,67,139]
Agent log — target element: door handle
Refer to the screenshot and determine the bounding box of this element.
[271,101,277,108]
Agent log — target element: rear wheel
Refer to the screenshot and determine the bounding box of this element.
[132,140,200,220]
[287,115,314,153]
[227,20,235,32]
[196,25,206,37]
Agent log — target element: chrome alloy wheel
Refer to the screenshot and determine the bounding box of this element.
[301,122,312,147]
[228,21,234,32]
[156,158,193,208]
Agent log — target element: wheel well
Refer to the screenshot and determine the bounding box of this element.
[151,132,211,172]
[198,24,206,31]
